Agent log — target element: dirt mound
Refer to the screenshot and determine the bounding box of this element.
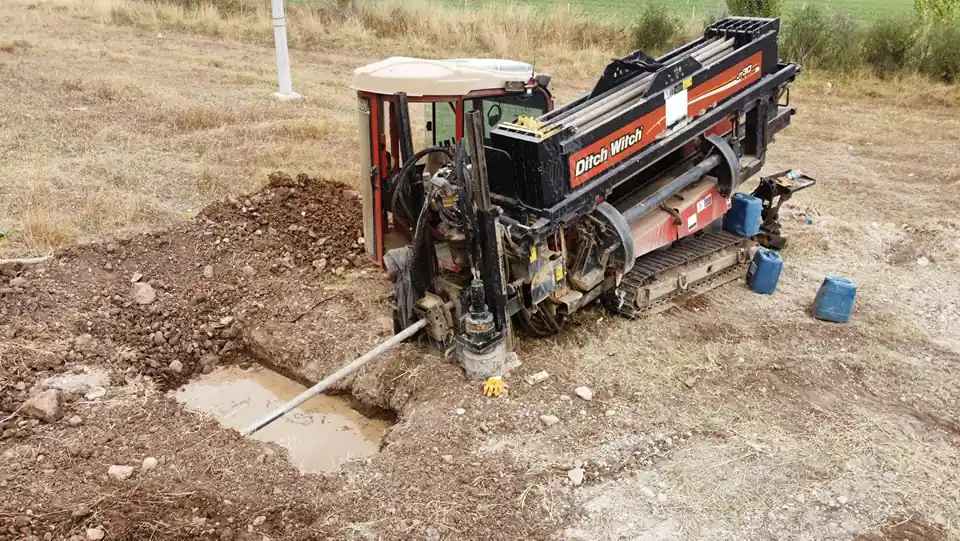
[200,172,366,269]
[0,173,375,424]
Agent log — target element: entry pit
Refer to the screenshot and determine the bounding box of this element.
[173,364,391,474]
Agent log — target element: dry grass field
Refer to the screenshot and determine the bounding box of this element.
[1,1,959,540]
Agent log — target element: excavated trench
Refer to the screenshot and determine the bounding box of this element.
[1,172,412,474]
[173,363,395,473]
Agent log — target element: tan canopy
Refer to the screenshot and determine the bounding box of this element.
[351,56,535,97]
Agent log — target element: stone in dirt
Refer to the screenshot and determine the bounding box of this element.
[71,505,92,520]
[242,265,256,276]
[132,282,156,305]
[22,389,63,423]
[567,467,585,487]
[540,414,560,427]
[85,387,107,400]
[169,359,183,373]
[68,415,83,427]
[524,371,550,386]
[142,456,158,472]
[86,528,105,541]
[574,386,593,401]
[9,276,27,288]
[252,516,266,527]
[130,272,143,283]
[203,265,214,278]
[108,465,135,481]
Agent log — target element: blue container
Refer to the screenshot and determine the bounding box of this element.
[747,249,783,295]
[724,193,763,238]
[813,275,857,323]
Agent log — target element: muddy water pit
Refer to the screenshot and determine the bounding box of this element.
[174,365,391,473]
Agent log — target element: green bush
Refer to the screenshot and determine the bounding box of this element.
[915,0,959,23]
[632,3,682,55]
[726,0,782,18]
[916,22,960,82]
[863,18,918,77]
[781,4,864,71]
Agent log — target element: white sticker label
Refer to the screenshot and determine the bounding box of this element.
[665,88,688,127]
[687,214,698,231]
[696,194,713,213]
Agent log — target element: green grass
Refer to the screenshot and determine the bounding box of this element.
[440,0,914,20]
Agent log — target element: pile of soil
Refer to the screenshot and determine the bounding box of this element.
[0,172,374,424]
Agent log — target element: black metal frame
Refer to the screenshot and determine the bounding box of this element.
[487,17,798,234]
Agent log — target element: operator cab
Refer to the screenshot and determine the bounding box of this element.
[351,56,553,265]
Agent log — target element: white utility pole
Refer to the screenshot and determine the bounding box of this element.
[271,0,301,101]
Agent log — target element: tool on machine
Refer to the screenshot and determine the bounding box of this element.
[244,16,817,435]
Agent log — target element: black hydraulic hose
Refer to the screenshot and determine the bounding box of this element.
[390,146,453,226]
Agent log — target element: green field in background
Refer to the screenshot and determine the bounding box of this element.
[443,0,915,19]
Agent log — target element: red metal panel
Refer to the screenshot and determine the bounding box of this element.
[628,179,730,258]
[688,52,763,117]
[367,94,384,266]
[568,105,667,188]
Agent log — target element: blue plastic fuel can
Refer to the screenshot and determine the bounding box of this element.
[747,249,782,295]
[813,275,857,323]
[724,193,763,238]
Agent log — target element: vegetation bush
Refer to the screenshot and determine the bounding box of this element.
[631,3,682,55]
[164,0,261,16]
[726,0,782,18]
[781,4,864,71]
[916,22,960,82]
[863,18,918,77]
[914,0,959,23]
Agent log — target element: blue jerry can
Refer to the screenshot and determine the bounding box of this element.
[813,275,857,323]
[724,193,763,237]
[747,249,782,295]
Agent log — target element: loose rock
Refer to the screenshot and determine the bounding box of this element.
[107,465,135,481]
[86,528,105,541]
[71,506,92,520]
[567,467,585,487]
[241,265,256,276]
[85,387,107,400]
[22,389,63,423]
[524,371,550,386]
[67,415,83,427]
[574,386,593,401]
[202,265,214,278]
[539,414,560,427]
[142,456,158,472]
[169,359,183,373]
[9,276,27,288]
[130,272,143,283]
[132,282,156,305]
[252,516,266,527]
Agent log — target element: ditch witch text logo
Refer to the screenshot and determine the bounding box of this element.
[574,126,644,178]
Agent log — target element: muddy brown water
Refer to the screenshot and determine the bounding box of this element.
[173,365,390,474]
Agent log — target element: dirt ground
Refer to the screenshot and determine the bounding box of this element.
[2,2,960,541]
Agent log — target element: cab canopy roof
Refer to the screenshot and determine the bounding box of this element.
[352,57,535,97]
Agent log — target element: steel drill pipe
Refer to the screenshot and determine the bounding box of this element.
[543,38,722,128]
[240,318,428,437]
